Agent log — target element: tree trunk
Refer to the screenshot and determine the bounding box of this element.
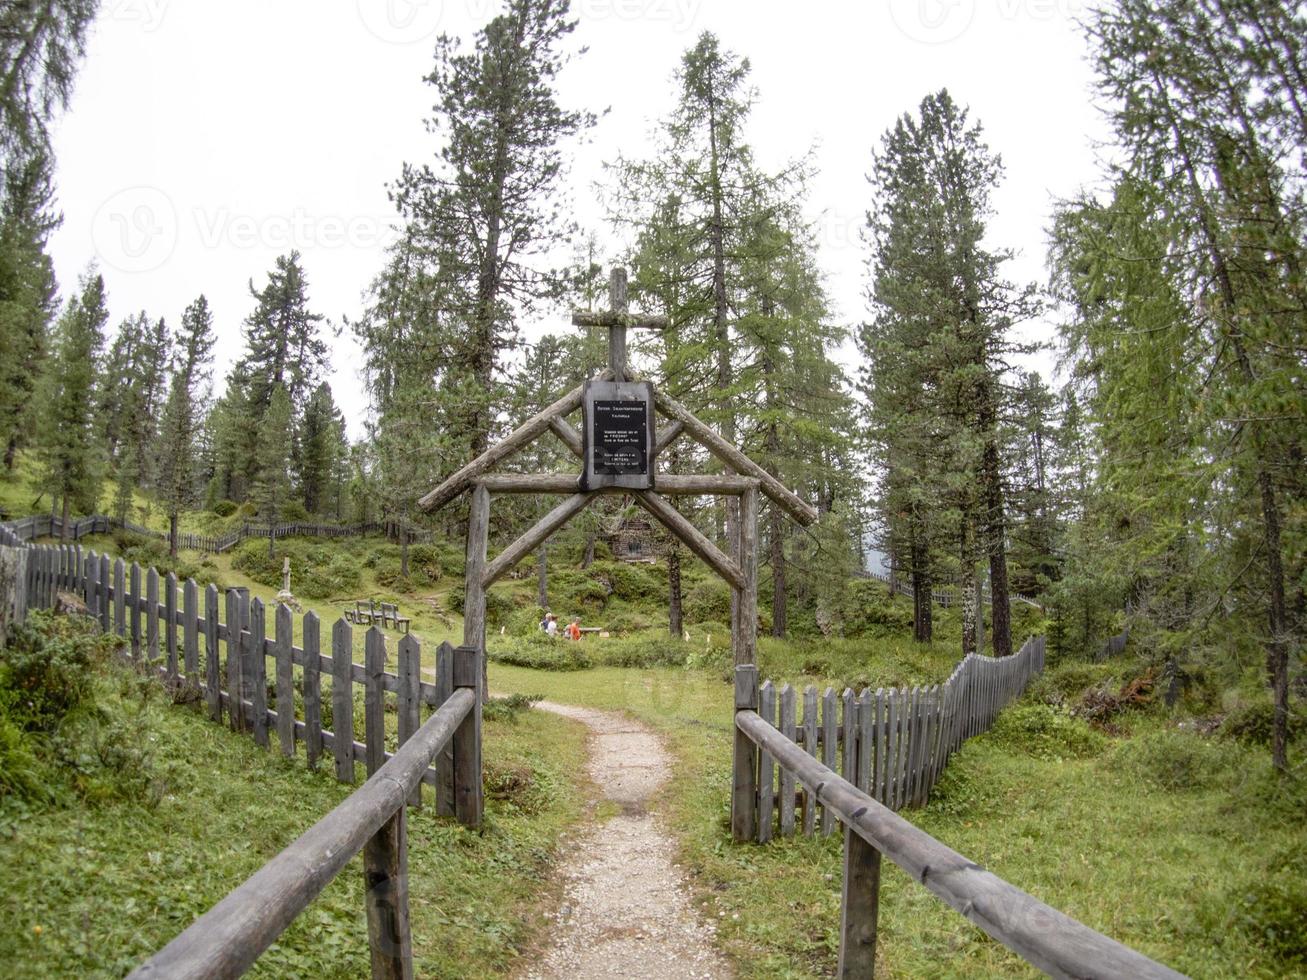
[975,568,985,656]
[268,521,276,558]
[981,430,1013,657]
[960,522,977,657]
[169,511,179,559]
[3,434,16,471]
[911,533,932,644]
[770,504,786,638]
[537,540,548,608]
[668,543,683,637]
[60,493,69,543]
[400,527,410,578]
[581,533,595,569]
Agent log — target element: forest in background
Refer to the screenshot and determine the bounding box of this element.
[0,0,1301,772]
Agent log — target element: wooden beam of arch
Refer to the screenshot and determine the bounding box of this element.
[418,371,613,513]
[475,473,760,496]
[548,416,583,458]
[652,388,818,526]
[634,490,745,591]
[481,494,595,588]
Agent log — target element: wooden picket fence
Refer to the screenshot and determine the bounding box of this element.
[1098,626,1130,661]
[4,532,476,811]
[743,636,1046,841]
[858,567,1045,611]
[1,513,431,555]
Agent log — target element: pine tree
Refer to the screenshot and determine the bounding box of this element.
[298,382,345,517]
[391,0,593,456]
[157,296,215,555]
[36,270,107,537]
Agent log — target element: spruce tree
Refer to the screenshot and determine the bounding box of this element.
[36,270,107,536]
[254,384,293,556]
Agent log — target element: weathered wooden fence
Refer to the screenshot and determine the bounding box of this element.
[732,644,1187,978]
[737,637,1046,842]
[1097,626,1130,661]
[0,523,485,976]
[2,513,431,555]
[858,567,1044,611]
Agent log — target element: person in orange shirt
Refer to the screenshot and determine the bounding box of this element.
[565,617,581,641]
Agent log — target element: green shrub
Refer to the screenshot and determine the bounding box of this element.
[1220,699,1303,746]
[1026,660,1122,708]
[838,580,913,637]
[0,611,108,732]
[1107,728,1232,792]
[212,499,238,518]
[987,703,1107,760]
[684,580,731,624]
[483,693,542,724]
[603,611,653,635]
[589,561,662,603]
[488,638,591,671]
[281,501,309,522]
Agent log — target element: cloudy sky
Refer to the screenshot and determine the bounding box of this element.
[49,0,1110,436]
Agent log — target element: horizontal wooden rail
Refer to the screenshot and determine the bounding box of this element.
[735,705,1187,980]
[129,685,478,980]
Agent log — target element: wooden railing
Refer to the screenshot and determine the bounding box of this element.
[129,664,480,979]
[732,679,1187,979]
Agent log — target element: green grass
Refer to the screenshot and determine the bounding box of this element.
[0,632,590,978]
[488,660,1306,978]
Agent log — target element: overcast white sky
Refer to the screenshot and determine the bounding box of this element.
[49,0,1110,437]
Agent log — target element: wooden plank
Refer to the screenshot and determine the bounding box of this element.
[332,619,355,783]
[130,563,142,660]
[226,589,242,731]
[451,645,483,827]
[434,642,455,816]
[99,553,111,630]
[365,628,386,776]
[183,579,199,689]
[821,687,837,836]
[145,568,159,664]
[205,585,221,721]
[633,490,746,591]
[482,493,594,587]
[363,806,413,979]
[418,381,590,512]
[249,599,269,749]
[652,386,818,526]
[842,688,856,787]
[475,472,758,495]
[276,604,295,757]
[164,572,178,679]
[884,691,898,810]
[838,825,881,979]
[758,680,775,843]
[303,612,323,770]
[803,685,817,836]
[397,633,422,809]
[654,419,684,455]
[779,684,796,836]
[113,559,125,638]
[860,689,875,798]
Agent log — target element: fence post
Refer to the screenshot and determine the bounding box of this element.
[0,544,28,646]
[838,825,881,979]
[732,664,759,843]
[363,800,413,980]
[451,645,483,828]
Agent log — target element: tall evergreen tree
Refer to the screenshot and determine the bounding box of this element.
[254,384,293,556]
[298,382,345,517]
[0,147,58,470]
[157,296,216,555]
[392,0,593,457]
[36,270,107,537]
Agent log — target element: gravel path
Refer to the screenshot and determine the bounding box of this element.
[521,701,733,980]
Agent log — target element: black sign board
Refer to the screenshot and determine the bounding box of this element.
[581,380,656,491]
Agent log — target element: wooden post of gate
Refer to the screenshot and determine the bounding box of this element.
[732,664,759,842]
[451,644,483,827]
